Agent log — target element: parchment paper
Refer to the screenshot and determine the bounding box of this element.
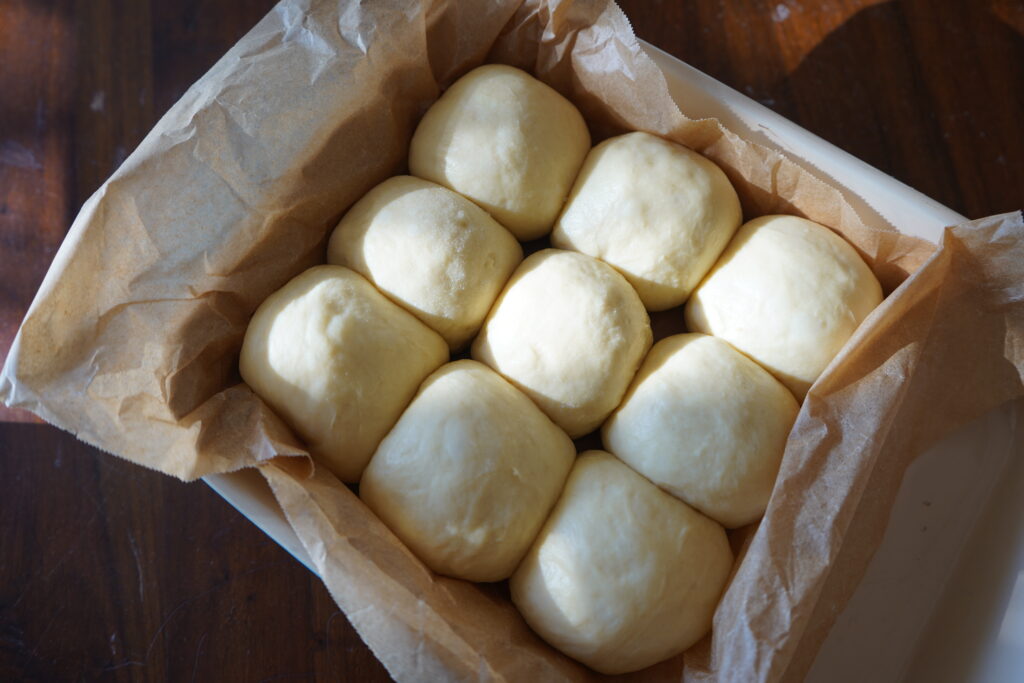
[2,0,1022,680]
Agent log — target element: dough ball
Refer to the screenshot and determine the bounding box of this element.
[685,215,883,399]
[360,360,575,582]
[552,132,742,311]
[239,265,448,482]
[602,334,799,528]
[409,64,590,241]
[327,176,522,349]
[511,451,733,675]
[471,250,652,438]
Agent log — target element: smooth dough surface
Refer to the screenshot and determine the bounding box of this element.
[685,215,883,399]
[471,250,652,437]
[602,334,799,528]
[409,64,591,240]
[360,360,575,582]
[552,132,742,311]
[511,451,733,675]
[239,266,448,482]
[327,176,522,349]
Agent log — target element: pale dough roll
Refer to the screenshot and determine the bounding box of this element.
[510,451,733,675]
[471,249,652,438]
[409,64,591,241]
[685,215,883,399]
[360,360,576,582]
[602,334,799,528]
[327,176,523,349]
[552,132,742,311]
[239,265,448,482]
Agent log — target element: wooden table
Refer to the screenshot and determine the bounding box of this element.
[1,1,1021,680]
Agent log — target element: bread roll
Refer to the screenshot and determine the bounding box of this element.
[511,451,733,675]
[552,132,741,310]
[686,215,882,399]
[360,360,575,582]
[472,249,652,437]
[239,265,448,481]
[327,176,522,349]
[603,334,799,527]
[409,64,590,240]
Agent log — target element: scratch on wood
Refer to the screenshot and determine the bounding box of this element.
[0,141,42,171]
[142,584,222,663]
[27,607,63,658]
[127,530,145,602]
[190,630,210,683]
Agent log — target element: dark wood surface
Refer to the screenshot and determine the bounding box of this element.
[1,1,1021,680]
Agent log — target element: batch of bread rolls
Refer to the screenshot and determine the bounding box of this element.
[239,64,883,674]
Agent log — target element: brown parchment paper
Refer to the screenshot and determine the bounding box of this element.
[2,0,1022,680]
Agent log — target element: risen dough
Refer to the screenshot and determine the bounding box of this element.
[471,250,652,437]
[552,132,742,310]
[409,64,591,240]
[327,176,522,349]
[686,215,882,399]
[239,265,448,482]
[602,334,799,528]
[360,360,575,582]
[511,451,733,675]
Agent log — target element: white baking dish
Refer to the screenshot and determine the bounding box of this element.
[204,40,1023,682]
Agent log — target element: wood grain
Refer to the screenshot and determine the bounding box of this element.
[1,0,1021,680]
[0,422,389,681]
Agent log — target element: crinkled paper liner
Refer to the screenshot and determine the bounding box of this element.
[2,0,1021,680]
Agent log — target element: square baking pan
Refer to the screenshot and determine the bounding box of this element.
[204,40,1023,682]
